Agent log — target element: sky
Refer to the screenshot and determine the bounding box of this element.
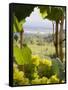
[23,7,65,35]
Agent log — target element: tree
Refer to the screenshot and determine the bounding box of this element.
[39,6,65,62]
[52,21,55,41]
[13,15,25,48]
[39,7,59,57]
[59,7,65,62]
[13,4,35,48]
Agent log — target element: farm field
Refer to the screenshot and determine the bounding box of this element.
[28,43,55,56]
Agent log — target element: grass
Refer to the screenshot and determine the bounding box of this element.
[28,42,56,59]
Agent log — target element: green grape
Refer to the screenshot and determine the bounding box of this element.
[31,77,48,85]
[41,77,48,84]
[24,78,29,85]
[47,74,59,84]
[13,66,24,81]
[42,59,52,67]
[32,55,40,66]
[31,78,41,84]
[13,63,29,85]
[32,72,39,79]
[19,78,29,85]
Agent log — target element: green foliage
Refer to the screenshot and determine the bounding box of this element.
[39,7,48,18]
[13,15,22,32]
[51,58,65,81]
[21,45,32,64]
[39,6,64,21]
[23,64,35,80]
[51,59,60,75]
[12,4,65,22]
[39,6,49,19]
[14,46,24,64]
[46,7,64,21]
[55,58,65,81]
[13,15,25,32]
[13,4,35,21]
[14,45,32,65]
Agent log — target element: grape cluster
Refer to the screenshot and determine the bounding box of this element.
[13,63,29,86]
[13,55,65,85]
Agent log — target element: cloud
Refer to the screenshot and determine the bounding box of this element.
[23,7,65,34]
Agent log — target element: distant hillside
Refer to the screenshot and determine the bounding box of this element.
[23,30,65,44]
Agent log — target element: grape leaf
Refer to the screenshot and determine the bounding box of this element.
[13,15,25,32]
[14,46,32,65]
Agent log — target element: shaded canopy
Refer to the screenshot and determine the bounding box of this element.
[12,3,36,21]
[39,6,66,21]
[12,3,66,22]
[12,3,52,21]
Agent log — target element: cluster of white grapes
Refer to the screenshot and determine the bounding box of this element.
[13,63,29,85]
[13,55,65,85]
[31,75,59,84]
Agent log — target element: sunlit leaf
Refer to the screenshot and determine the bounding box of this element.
[13,15,25,32]
[14,46,32,65]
